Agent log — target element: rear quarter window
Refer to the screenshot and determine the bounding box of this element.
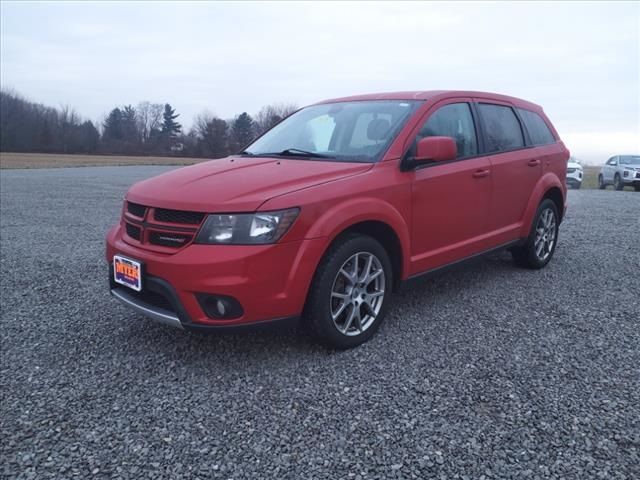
[477,104,524,153]
[517,108,556,146]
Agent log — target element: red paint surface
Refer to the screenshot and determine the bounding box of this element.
[106,91,568,326]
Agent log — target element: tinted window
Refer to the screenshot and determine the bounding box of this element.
[606,157,617,166]
[619,155,640,165]
[416,103,478,158]
[246,100,420,163]
[517,108,555,145]
[478,104,524,153]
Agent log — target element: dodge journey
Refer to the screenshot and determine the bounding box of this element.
[106,91,569,348]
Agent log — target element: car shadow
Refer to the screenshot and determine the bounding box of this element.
[117,250,519,367]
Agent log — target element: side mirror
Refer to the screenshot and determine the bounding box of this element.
[415,136,457,164]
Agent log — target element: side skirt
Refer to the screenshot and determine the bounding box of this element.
[400,239,523,289]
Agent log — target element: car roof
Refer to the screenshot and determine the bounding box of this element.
[315,90,543,112]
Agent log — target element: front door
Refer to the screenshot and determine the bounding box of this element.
[603,156,618,183]
[409,101,492,275]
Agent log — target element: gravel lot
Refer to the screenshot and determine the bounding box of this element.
[1,166,639,479]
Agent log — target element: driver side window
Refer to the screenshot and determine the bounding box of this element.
[416,103,478,159]
[607,157,618,166]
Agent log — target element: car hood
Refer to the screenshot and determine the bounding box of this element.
[126,156,372,212]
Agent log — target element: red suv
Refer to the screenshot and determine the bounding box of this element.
[106,91,568,348]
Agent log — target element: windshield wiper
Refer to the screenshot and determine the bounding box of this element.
[278,148,333,158]
[251,148,333,159]
[240,148,334,159]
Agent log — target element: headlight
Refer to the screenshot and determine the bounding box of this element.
[195,208,299,245]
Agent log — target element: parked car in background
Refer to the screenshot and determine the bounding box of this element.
[106,90,569,348]
[566,157,583,189]
[598,155,640,191]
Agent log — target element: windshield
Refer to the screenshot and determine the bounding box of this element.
[619,155,640,165]
[244,100,421,162]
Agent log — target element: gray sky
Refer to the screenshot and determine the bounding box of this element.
[1,1,639,163]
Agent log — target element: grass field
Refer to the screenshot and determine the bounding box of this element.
[0,152,610,190]
[581,166,599,189]
[0,152,202,169]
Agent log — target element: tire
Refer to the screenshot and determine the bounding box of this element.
[511,198,559,269]
[304,234,392,349]
[614,174,624,191]
[575,182,581,190]
[598,175,606,189]
[635,185,640,192]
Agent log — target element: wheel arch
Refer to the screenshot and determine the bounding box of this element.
[304,198,411,291]
[330,220,404,292]
[519,173,566,237]
[542,186,564,221]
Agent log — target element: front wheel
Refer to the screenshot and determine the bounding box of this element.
[598,175,606,189]
[614,174,624,191]
[304,234,392,349]
[511,199,559,269]
[635,185,640,192]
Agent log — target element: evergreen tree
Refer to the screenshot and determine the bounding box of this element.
[103,107,124,141]
[196,116,229,158]
[161,103,182,138]
[77,120,99,153]
[121,105,139,145]
[230,112,255,151]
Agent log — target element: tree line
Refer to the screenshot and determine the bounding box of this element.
[0,89,297,158]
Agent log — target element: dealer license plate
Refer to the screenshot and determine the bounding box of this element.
[113,255,142,292]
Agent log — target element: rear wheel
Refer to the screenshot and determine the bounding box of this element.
[304,234,392,349]
[598,175,606,189]
[614,174,624,191]
[511,199,559,269]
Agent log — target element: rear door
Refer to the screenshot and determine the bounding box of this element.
[408,99,492,274]
[475,101,540,234]
[517,106,566,191]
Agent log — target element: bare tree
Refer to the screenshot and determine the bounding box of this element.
[59,105,80,153]
[136,101,164,144]
[254,103,298,136]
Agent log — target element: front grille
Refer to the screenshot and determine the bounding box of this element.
[125,223,141,241]
[567,168,576,174]
[154,208,205,225]
[127,202,147,218]
[127,288,175,313]
[149,231,193,248]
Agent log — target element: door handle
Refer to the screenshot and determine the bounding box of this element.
[472,169,490,178]
[528,159,540,167]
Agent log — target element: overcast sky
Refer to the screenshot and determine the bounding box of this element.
[1,1,638,163]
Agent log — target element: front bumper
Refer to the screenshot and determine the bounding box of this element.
[106,224,327,329]
[622,177,640,186]
[566,170,582,187]
[566,177,582,187]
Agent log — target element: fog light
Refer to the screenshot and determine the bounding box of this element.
[216,300,226,316]
[196,293,244,319]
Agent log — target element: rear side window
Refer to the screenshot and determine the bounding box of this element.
[517,108,556,145]
[417,103,478,158]
[477,104,524,153]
